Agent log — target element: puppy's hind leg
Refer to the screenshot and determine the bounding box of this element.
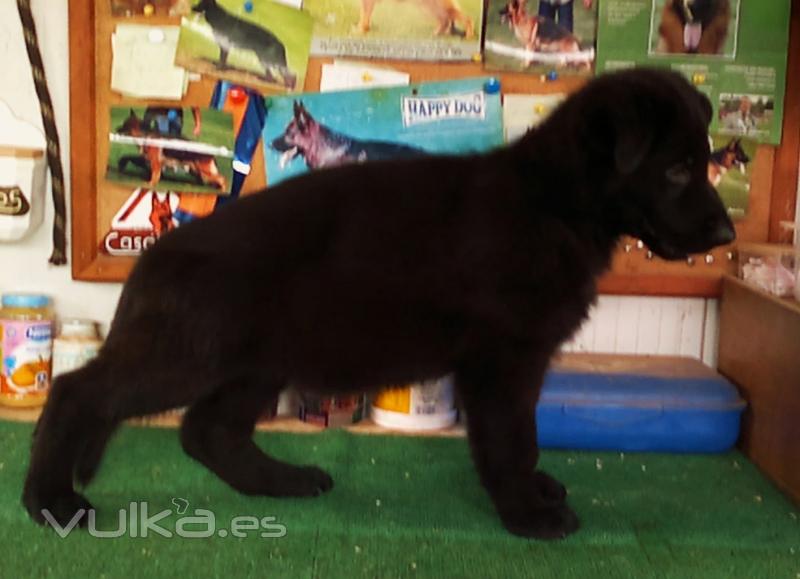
[22,362,109,527]
[457,347,578,540]
[180,378,333,497]
[23,329,219,528]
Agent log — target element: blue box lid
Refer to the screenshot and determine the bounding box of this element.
[539,370,746,412]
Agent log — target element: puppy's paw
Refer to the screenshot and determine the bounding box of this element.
[500,503,580,540]
[245,465,335,498]
[23,488,94,530]
[531,470,567,506]
[285,466,335,497]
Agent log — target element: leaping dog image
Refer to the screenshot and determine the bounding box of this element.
[270,101,427,170]
[191,0,297,89]
[357,0,475,38]
[656,0,731,55]
[499,0,583,66]
[116,109,227,192]
[707,137,750,187]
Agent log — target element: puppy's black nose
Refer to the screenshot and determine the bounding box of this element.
[710,221,736,246]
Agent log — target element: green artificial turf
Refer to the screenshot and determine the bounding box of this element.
[0,419,798,579]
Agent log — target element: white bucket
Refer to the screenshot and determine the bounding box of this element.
[371,376,457,431]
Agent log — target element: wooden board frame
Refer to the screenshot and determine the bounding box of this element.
[68,0,800,296]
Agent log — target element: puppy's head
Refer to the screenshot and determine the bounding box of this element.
[574,68,735,260]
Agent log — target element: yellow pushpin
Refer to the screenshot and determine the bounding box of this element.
[692,72,706,85]
[534,104,546,115]
[143,3,155,16]
[471,53,482,63]
[361,72,374,82]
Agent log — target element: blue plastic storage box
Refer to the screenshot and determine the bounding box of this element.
[536,368,746,453]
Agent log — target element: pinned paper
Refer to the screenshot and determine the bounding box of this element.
[320,60,410,92]
[111,24,189,100]
[502,94,565,142]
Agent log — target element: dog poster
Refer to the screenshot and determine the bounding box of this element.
[106,106,235,195]
[708,134,755,220]
[484,0,597,75]
[595,0,790,144]
[304,0,483,61]
[262,78,503,185]
[175,0,313,92]
[648,0,739,58]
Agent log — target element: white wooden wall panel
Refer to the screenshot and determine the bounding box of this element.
[562,296,719,365]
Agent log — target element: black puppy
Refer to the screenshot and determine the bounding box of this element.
[23,68,734,540]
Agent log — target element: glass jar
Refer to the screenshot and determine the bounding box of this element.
[52,318,103,378]
[0,293,54,407]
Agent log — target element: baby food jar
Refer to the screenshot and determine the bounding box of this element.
[52,319,103,378]
[0,293,54,407]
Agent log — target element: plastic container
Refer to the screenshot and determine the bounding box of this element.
[536,369,746,453]
[371,376,457,431]
[0,293,54,407]
[738,242,797,298]
[52,318,103,378]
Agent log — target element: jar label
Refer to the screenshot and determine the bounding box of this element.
[0,320,52,396]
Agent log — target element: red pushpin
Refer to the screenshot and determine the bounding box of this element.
[228,86,247,104]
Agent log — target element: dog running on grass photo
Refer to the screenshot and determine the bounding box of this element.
[23,68,735,540]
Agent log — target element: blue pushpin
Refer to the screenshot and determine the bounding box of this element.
[167,109,178,120]
[484,77,501,94]
[546,70,558,82]
[244,0,254,12]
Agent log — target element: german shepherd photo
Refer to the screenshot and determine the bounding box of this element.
[707,134,754,219]
[263,78,504,186]
[176,0,313,91]
[24,69,735,540]
[356,0,475,38]
[485,0,596,74]
[108,107,234,195]
[652,0,736,56]
[270,101,426,171]
[305,0,483,61]
[707,137,749,187]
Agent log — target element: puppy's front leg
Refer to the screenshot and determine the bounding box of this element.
[457,352,579,540]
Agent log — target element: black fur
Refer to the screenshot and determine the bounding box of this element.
[23,68,734,539]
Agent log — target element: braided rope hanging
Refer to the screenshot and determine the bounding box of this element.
[16,0,68,265]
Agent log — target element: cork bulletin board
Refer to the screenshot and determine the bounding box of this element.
[67,0,800,296]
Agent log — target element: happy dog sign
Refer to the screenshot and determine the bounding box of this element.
[402,92,486,126]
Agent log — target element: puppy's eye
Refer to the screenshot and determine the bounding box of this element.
[665,163,691,186]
